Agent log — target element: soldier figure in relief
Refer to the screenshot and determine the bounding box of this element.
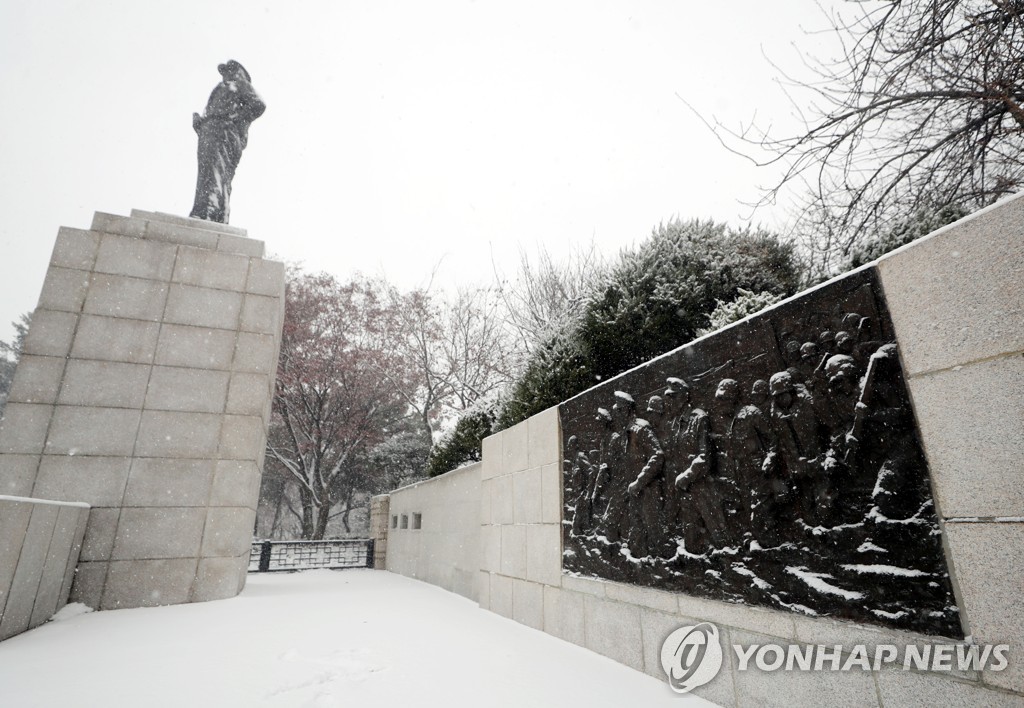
[626,395,667,557]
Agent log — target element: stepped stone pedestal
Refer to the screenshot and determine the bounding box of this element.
[0,210,284,612]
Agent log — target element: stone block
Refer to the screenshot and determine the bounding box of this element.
[37,266,90,313]
[218,415,266,460]
[501,420,529,475]
[0,499,34,617]
[561,573,607,597]
[225,373,270,417]
[79,508,120,562]
[111,507,206,560]
[543,585,586,646]
[481,432,502,480]
[527,406,560,469]
[171,246,249,291]
[876,195,1024,376]
[730,628,880,708]
[605,579,678,613]
[58,506,89,604]
[677,592,797,641]
[246,258,285,296]
[217,233,264,257]
[875,667,1023,707]
[144,366,230,413]
[192,554,248,602]
[911,354,1024,518]
[83,273,168,322]
[489,573,514,619]
[240,294,280,334]
[512,578,544,630]
[123,459,215,507]
[209,460,261,509]
[135,410,222,458]
[0,403,54,454]
[944,521,1024,693]
[129,210,247,237]
[155,324,237,370]
[480,478,492,525]
[90,212,147,239]
[46,406,141,457]
[22,310,78,357]
[70,315,160,364]
[144,219,219,250]
[540,462,561,524]
[481,524,501,573]
[789,614,975,681]
[0,503,57,640]
[33,456,131,507]
[232,332,277,374]
[7,354,65,405]
[201,507,257,557]
[101,558,198,609]
[526,523,562,586]
[50,227,99,271]
[583,593,645,671]
[0,454,38,496]
[478,571,490,610]
[164,284,242,331]
[57,360,151,409]
[500,524,527,578]
[94,233,176,281]
[29,504,83,627]
[491,473,514,525]
[513,466,543,524]
[68,561,107,607]
[640,608,738,707]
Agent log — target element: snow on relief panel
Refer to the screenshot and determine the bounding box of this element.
[559,268,961,637]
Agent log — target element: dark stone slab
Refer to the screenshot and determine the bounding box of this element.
[559,267,962,637]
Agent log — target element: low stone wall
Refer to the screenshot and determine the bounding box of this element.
[386,463,481,601]
[0,495,89,641]
[380,193,1024,705]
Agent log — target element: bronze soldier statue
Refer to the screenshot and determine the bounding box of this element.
[189,60,266,224]
[626,395,667,557]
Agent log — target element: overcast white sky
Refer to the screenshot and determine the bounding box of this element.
[0,1,840,343]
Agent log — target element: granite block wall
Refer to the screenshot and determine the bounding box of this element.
[380,192,1024,706]
[0,210,284,612]
[0,495,89,640]
[386,463,481,601]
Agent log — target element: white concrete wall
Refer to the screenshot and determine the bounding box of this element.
[386,463,481,601]
[383,193,1024,706]
[877,191,1024,697]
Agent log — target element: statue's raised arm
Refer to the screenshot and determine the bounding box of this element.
[189,60,265,224]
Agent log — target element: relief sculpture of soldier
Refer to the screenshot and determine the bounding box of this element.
[189,60,266,224]
[559,271,960,637]
[624,395,666,558]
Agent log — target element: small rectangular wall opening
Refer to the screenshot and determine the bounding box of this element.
[400,514,408,529]
[391,515,398,529]
[412,513,422,530]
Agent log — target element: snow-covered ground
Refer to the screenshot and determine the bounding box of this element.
[0,569,714,707]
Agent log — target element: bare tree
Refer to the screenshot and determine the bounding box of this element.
[492,243,605,366]
[376,281,513,441]
[697,0,1024,275]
